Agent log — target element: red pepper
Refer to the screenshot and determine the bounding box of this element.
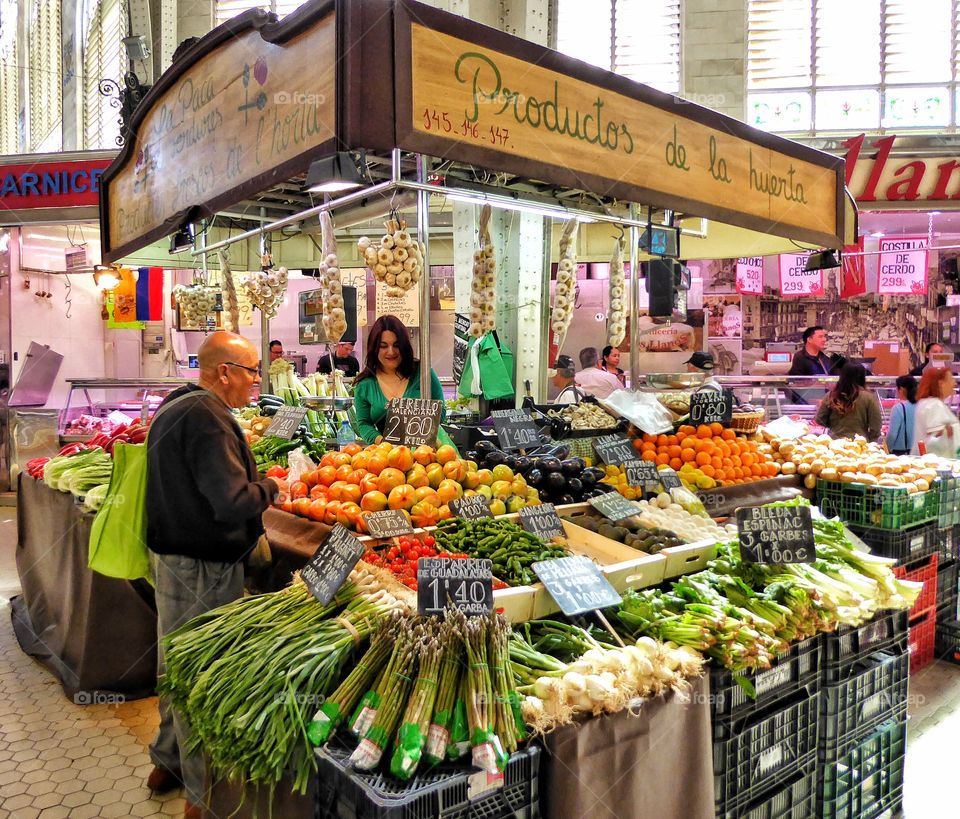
[104,434,131,455]
[58,443,84,457]
[128,427,149,444]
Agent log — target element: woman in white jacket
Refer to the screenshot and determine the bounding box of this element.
[912,367,960,457]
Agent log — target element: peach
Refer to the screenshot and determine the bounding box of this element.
[377,468,406,495]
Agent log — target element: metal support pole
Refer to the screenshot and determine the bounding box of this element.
[629,204,641,390]
[259,208,272,393]
[417,156,432,400]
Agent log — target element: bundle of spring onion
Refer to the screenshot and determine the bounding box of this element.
[614,498,922,674]
[158,564,411,794]
[307,609,524,779]
[268,358,351,437]
[510,619,703,732]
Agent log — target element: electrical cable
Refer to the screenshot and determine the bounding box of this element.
[63,273,72,318]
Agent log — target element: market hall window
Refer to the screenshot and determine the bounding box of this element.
[215,0,304,25]
[0,0,18,155]
[27,0,62,151]
[82,0,128,150]
[553,0,681,95]
[748,0,958,133]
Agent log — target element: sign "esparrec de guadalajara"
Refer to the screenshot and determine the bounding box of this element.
[398,9,844,248]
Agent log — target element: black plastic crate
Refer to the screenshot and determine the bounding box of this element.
[314,740,540,819]
[847,522,937,565]
[717,763,817,819]
[821,610,909,672]
[937,560,958,620]
[710,636,820,721]
[819,649,909,763]
[818,715,906,819]
[713,687,819,811]
[937,525,960,563]
[934,619,960,664]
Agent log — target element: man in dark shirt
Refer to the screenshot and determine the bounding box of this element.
[789,326,844,376]
[317,340,360,378]
[145,331,281,818]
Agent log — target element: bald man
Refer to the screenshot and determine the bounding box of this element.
[145,332,280,817]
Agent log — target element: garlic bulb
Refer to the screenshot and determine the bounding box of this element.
[358,218,423,292]
[551,219,578,349]
[319,211,347,341]
[469,204,497,337]
[607,237,626,347]
[241,252,288,320]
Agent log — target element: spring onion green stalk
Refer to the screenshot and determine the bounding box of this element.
[490,614,525,755]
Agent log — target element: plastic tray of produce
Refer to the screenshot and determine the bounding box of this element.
[892,552,938,617]
[315,739,540,819]
[710,636,820,722]
[717,764,817,819]
[818,715,906,819]
[712,687,819,811]
[908,606,937,675]
[817,479,939,530]
[819,650,909,755]
[847,522,937,565]
[821,610,909,674]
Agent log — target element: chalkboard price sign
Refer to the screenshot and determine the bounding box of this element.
[300,524,365,605]
[450,495,494,520]
[518,503,566,541]
[417,557,493,616]
[265,406,308,440]
[624,459,660,489]
[589,491,643,522]
[736,506,816,564]
[689,389,733,426]
[533,555,622,616]
[364,509,414,539]
[382,398,444,447]
[491,409,540,452]
[658,468,683,489]
[592,434,636,466]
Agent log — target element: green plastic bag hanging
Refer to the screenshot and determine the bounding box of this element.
[458,331,514,401]
[87,441,151,582]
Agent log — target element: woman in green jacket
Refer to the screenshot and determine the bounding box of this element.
[352,315,446,444]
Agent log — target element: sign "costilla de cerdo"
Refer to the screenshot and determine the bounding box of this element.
[878,236,928,295]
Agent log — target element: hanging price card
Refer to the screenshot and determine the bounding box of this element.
[736,506,815,564]
[736,257,764,295]
[778,253,823,298]
[300,524,365,605]
[878,236,928,295]
[382,398,444,447]
[417,557,493,616]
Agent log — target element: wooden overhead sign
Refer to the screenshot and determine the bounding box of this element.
[396,0,845,248]
[100,6,337,260]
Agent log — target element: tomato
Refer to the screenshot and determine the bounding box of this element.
[387,547,400,561]
[307,499,327,522]
[289,481,308,500]
[292,498,313,518]
[407,547,420,560]
[422,535,436,547]
[309,485,327,500]
[266,465,288,479]
[301,470,318,488]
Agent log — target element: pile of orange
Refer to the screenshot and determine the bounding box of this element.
[632,423,781,486]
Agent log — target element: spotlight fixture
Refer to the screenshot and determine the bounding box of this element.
[805,249,842,272]
[122,35,150,62]
[92,265,121,291]
[169,224,195,254]
[305,151,368,193]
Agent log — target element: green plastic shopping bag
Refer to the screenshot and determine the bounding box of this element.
[87,441,151,582]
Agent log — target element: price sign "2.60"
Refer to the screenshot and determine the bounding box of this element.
[383,398,444,447]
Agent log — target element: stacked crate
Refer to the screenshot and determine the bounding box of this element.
[817,610,909,819]
[934,478,960,664]
[711,637,820,818]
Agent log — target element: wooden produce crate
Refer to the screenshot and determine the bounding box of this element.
[661,540,719,579]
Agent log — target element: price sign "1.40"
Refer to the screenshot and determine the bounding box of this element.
[383,398,444,447]
[736,506,816,564]
[265,406,308,440]
[417,557,493,616]
[491,409,540,452]
[300,524,366,605]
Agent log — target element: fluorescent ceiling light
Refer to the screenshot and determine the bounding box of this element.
[444,191,596,222]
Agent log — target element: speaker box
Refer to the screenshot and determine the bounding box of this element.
[646,260,675,317]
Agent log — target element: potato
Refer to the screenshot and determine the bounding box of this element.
[804,474,817,490]
[820,467,838,481]
[797,462,812,475]
[781,461,797,475]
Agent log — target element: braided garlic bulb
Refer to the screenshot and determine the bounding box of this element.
[319,212,347,342]
[607,237,626,347]
[550,219,578,347]
[358,218,423,298]
[241,261,288,320]
[218,250,240,332]
[468,204,496,338]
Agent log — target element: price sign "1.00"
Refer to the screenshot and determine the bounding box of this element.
[533,555,622,616]
[449,495,493,520]
[689,390,733,426]
[491,409,540,452]
[265,406,308,440]
[300,524,365,605]
[383,398,444,447]
[418,557,493,616]
[736,506,815,564]
[518,503,566,541]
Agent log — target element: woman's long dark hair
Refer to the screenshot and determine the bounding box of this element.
[355,315,418,383]
[896,374,918,404]
[828,363,867,416]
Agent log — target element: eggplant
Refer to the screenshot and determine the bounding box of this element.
[557,493,576,506]
[566,477,584,496]
[561,457,585,477]
[582,467,606,483]
[526,468,545,487]
[513,456,532,474]
[504,455,518,470]
[475,439,497,455]
[552,445,571,461]
[540,456,562,473]
[580,471,597,488]
[485,450,506,467]
[528,456,543,472]
[465,450,479,463]
[546,471,567,491]
[538,488,553,502]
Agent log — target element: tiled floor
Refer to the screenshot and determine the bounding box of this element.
[1,505,959,818]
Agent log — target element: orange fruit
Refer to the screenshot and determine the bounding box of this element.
[721,428,736,441]
[667,435,679,446]
[667,445,682,459]
[741,453,755,467]
[633,439,645,452]
[695,451,711,466]
[642,433,657,444]
[678,425,695,437]
[714,469,726,482]
[657,435,670,447]
[710,422,724,436]
[681,448,697,463]
[681,437,696,449]
[656,453,670,466]
[670,457,683,470]
[731,456,742,468]
[642,451,657,462]
[751,464,764,477]
[711,456,723,470]
[696,425,713,439]
[701,465,715,478]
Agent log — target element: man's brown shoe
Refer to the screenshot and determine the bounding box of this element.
[146,766,183,794]
[184,801,203,819]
